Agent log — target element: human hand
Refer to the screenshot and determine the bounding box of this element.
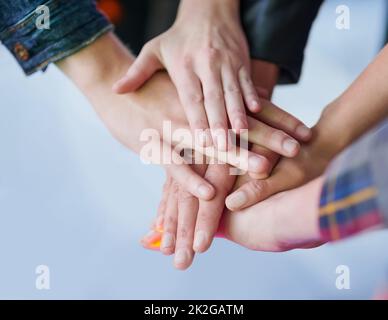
[140,139,301,269]
[113,0,260,150]
[225,125,337,211]
[220,177,325,252]
[140,148,321,269]
[138,86,312,268]
[139,59,311,269]
[58,33,309,201]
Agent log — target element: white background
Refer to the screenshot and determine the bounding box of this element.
[0,0,387,299]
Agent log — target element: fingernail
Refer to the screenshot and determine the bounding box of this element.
[174,249,189,266]
[251,100,260,111]
[283,139,299,155]
[161,232,175,249]
[226,191,247,209]
[193,231,208,252]
[296,125,311,139]
[248,156,265,173]
[197,184,213,199]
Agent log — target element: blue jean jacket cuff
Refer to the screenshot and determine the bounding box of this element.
[0,0,113,75]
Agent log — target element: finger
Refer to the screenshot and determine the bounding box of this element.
[244,116,301,158]
[193,164,235,253]
[141,176,172,251]
[251,100,312,142]
[173,70,213,147]
[153,174,172,231]
[113,41,163,93]
[247,144,280,180]
[164,161,215,200]
[160,181,179,255]
[255,86,270,100]
[199,66,230,151]
[239,66,261,112]
[174,187,198,270]
[225,162,297,211]
[158,141,215,200]
[221,64,248,133]
[198,144,271,176]
[173,163,207,269]
[140,230,162,251]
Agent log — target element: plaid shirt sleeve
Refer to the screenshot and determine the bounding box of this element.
[319,119,388,242]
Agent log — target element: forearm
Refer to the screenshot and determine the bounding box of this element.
[57,32,133,96]
[312,45,388,160]
[56,32,148,152]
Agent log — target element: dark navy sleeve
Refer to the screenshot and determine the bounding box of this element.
[241,0,324,84]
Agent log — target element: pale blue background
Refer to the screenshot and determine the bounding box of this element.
[0,0,387,299]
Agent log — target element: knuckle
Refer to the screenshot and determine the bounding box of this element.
[142,40,155,52]
[178,190,194,202]
[269,130,287,143]
[248,179,267,196]
[211,121,227,131]
[177,225,189,239]
[164,214,177,229]
[171,182,180,194]
[157,201,166,215]
[205,89,223,102]
[192,119,209,129]
[186,91,204,105]
[224,83,241,94]
[162,179,171,192]
[181,55,193,68]
[201,47,221,61]
[197,211,215,226]
[228,110,246,120]
[277,111,295,128]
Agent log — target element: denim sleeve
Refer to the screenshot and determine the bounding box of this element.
[0,0,113,75]
[241,0,323,84]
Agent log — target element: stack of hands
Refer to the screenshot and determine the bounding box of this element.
[109,1,331,270]
[58,0,388,270]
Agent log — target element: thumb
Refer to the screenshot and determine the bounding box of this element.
[112,41,163,93]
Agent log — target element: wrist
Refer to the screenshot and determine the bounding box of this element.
[275,177,324,249]
[310,98,359,163]
[177,0,240,24]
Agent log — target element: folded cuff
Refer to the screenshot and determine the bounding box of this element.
[241,0,323,84]
[0,0,113,75]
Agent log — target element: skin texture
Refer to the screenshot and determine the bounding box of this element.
[143,176,325,255]
[141,61,285,269]
[220,177,325,252]
[57,33,310,201]
[56,32,313,270]
[113,0,260,150]
[142,45,388,270]
[226,44,388,211]
[140,56,308,269]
